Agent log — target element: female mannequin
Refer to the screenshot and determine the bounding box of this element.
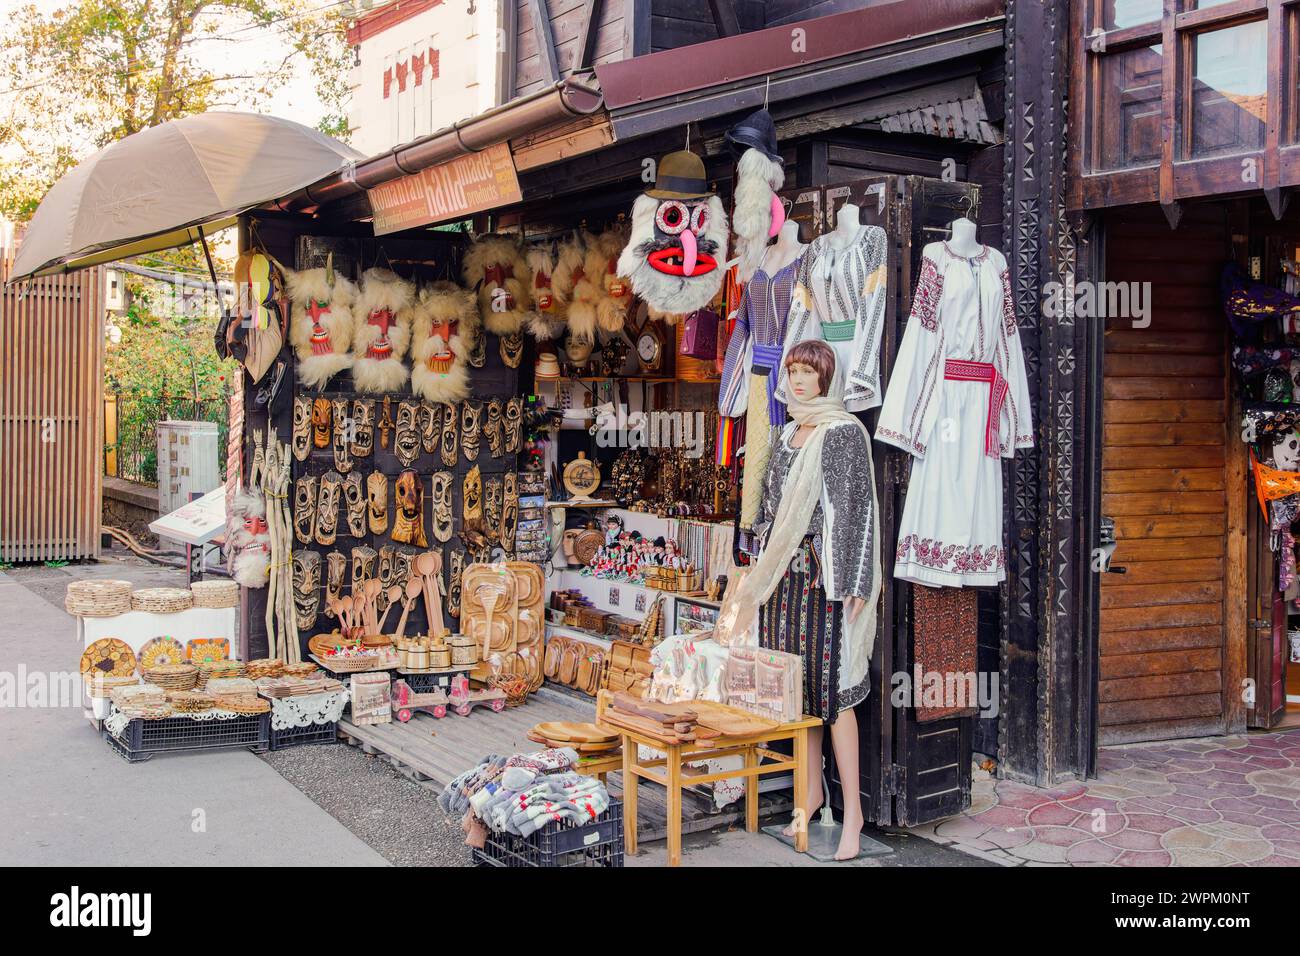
[947,216,982,257]
[715,339,881,860]
[763,219,804,274]
[829,202,862,249]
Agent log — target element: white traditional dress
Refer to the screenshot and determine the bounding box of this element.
[875,241,1033,587]
[777,224,889,412]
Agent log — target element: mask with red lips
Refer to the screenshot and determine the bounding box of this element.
[618,191,730,317]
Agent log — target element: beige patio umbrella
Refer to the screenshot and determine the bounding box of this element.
[10,111,365,281]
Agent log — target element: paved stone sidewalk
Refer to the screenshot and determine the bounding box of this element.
[913,733,1300,866]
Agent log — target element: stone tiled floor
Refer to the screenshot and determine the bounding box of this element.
[913,731,1300,866]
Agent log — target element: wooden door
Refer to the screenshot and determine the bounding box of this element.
[1099,204,1244,744]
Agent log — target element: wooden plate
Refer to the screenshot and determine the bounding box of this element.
[187,638,230,663]
[80,638,136,678]
[531,721,619,744]
[138,636,186,671]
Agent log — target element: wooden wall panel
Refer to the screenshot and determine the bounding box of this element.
[0,241,104,562]
[1098,204,1233,744]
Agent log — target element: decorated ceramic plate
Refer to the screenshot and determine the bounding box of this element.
[138,636,187,671]
[80,638,137,678]
[187,638,230,663]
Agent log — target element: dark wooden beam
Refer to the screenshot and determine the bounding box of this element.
[624,0,650,58]
[708,0,741,37]
[529,0,560,85]
[575,0,604,71]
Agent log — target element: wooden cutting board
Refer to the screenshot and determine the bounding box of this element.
[686,701,781,736]
[530,721,619,744]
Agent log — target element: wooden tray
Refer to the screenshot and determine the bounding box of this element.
[530,721,619,744]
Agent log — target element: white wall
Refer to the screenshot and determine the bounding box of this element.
[347,0,503,158]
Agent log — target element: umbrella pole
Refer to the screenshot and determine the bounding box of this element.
[198,225,220,291]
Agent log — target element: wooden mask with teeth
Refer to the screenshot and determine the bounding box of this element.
[395,400,421,467]
[325,550,346,616]
[292,550,321,630]
[461,400,482,461]
[312,397,332,448]
[367,472,388,535]
[484,399,504,458]
[316,470,343,546]
[343,472,366,537]
[431,471,454,542]
[419,401,440,454]
[483,476,503,544]
[292,397,312,461]
[447,549,465,619]
[332,398,353,473]
[350,399,375,458]
[293,476,318,545]
[504,397,524,454]
[391,468,428,547]
[440,401,459,466]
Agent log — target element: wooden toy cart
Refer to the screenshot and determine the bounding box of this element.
[448,674,506,717]
[391,678,449,721]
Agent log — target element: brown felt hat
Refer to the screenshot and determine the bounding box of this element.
[647,150,712,200]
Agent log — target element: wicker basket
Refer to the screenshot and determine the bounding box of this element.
[142,663,199,691]
[194,660,244,688]
[131,587,194,613]
[190,579,239,609]
[65,580,133,617]
[166,690,215,712]
[84,674,141,698]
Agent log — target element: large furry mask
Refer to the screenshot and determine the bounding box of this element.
[411,281,477,403]
[463,235,530,336]
[286,267,357,390]
[351,268,414,393]
[732,147,786,283]
[571,226,632,338]
[618,193,728,318]
[525,245,567,340]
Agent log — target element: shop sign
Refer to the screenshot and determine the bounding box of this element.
[368,142,522,235]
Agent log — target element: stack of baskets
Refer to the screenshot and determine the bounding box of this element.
[166,690,215,713]
[131,588,194,613]
[142,662,199,691]
[190,580,239,609]
[110,684,170,719]
[66,580,133,617]
[283,662,319,678]
[245,658,285,679]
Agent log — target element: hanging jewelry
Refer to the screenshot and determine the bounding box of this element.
[292,396,312,461]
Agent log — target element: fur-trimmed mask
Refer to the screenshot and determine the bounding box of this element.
[571,226,632,338]
[286,266,356,390]
[351,268,414,393]
[463,235,530,337]
[411,281,477,403]
[732,146,785,283]
[525,245,567,340]
[618,179,729,318]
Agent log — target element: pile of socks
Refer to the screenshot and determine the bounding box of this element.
[439,747,612,844]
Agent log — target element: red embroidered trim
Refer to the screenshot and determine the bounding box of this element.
[1001,269,1017,337]
[877,425,925,456]
[912,255,944,331]
[896,534,1005,573]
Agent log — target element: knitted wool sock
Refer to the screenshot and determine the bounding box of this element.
[505,747,578,774]
[501,766,537,790]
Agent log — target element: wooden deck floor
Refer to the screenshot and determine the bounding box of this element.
[338,687,792,844]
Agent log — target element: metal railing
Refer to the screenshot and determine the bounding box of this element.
[104,389,230,485]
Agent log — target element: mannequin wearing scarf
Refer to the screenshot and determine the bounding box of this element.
[714,339,881,859]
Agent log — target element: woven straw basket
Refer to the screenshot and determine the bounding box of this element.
[65,580,133,617]
[190,580,239,609]
[131,587,194,613]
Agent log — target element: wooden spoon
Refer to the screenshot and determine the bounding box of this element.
[378,585,403,633]
[339,595,355,637]
[394,578,423,641]
[415,551,439,635]
[363,580,383,632]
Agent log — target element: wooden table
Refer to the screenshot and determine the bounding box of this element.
[615,715,822,867]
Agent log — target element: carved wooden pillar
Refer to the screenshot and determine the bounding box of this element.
[1000,0,1094,785]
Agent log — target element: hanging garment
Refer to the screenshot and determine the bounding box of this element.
[753,423,878,720]
[876,241,1033,587]
[912,585,979,722]
[719,259,799,530]
[777,225,889,412]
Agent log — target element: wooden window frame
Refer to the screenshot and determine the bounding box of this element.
[1070,0,1299,211]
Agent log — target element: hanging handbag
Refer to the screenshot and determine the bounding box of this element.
[679,307,720,360]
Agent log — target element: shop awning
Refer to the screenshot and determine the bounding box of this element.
[9,112,364,281]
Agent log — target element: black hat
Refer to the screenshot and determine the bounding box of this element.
[725,108,781,164]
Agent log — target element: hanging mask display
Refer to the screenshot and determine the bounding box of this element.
[618,149,730,318]
[526,245,567,340]
[391,468,428,547]
[351,267,414,393]
[1273,429,1300,471]
[292,396,312,461]
[315,470,343,546]
[446,549,466,620]
[725,110,786,283]
[411,281,478,403]
[291,550,321,631]
[484,476,503,545]
[378,396,394,450]
[293,476,318,545]
[377,545,396,615]
[499,330,525,368]
[571,226,632,337]
[331,398,353,474]
[229,492,270,588]
[501,472,519,554]
[463,464,484,529]
[468,327,487,368]
[394,400,422,468]
[312,397,332,448]
[419,401,440,455]
[504,397,524,454]
[394,549,417,595]
[484,399,504,458]
[461,400,483,462]
[431,470,455,542]
[285,264,356,390]
[350,399,375,459]
[440,400,459,466]
[351,546,378,594]
[342,472,366,538]
[367,471,388,535]
[325,551,347,618]
[463,235,531,347]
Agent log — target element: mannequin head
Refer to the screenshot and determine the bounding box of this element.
[784,340,836,401]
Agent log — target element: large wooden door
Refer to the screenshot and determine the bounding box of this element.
[1099,205,1244,744]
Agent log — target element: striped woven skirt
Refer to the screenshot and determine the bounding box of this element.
[758,537,867,722]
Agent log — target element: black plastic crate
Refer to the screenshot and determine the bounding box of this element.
[104,712,270,763]
[269,720,339,751]
[401,671,455,694]
[470,799,623,867]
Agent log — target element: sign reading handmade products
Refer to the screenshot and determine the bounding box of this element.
[367,142,523,236]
